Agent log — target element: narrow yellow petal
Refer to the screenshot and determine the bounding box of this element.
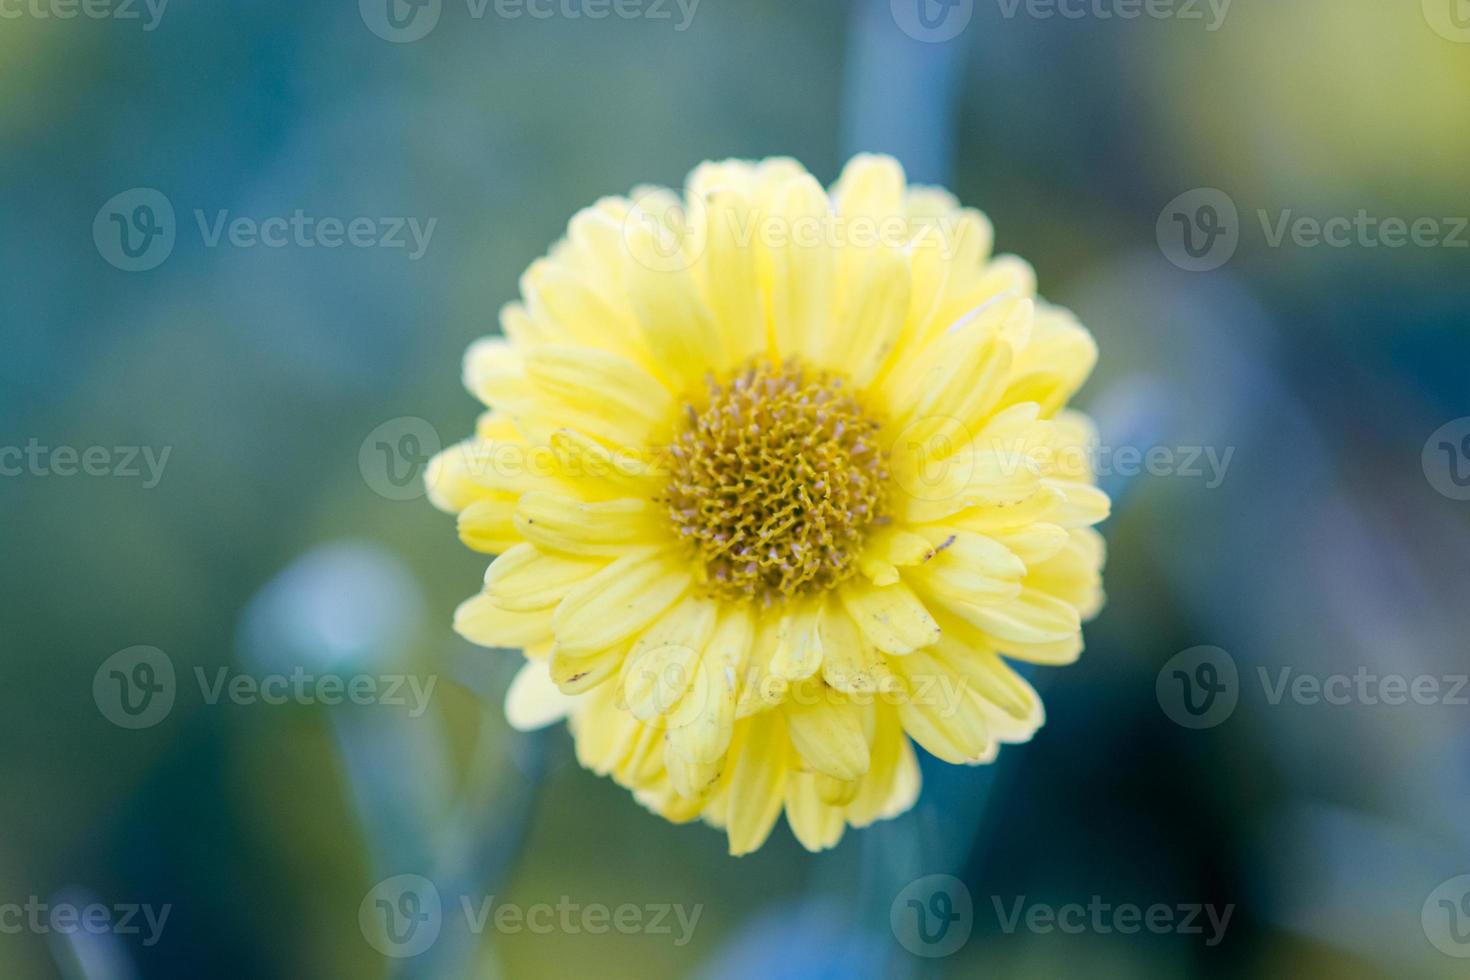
[513,492,662,557]
[483,543,605,611]
[784,772,846,852]
[454,593,553,649]
[456,496,521,554]
[763,173,834,363]
[961,588,1081,646]
[504,660,574,731]
[769,599,824,681]
[725,713,790,856]
[549,643,624,694]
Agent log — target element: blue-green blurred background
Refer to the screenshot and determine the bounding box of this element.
[4,0,1470,976]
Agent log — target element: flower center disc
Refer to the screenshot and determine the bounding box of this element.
[663,361,889,604]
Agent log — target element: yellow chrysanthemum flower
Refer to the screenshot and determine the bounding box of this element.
[428,154,1108,855]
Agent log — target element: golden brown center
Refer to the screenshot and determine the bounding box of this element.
[662,360,889,604]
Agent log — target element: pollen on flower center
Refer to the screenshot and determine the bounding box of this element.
[661,360,889,604]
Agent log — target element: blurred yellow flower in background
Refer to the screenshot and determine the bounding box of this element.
[429,154,1108,854]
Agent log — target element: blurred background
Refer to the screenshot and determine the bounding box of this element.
[3,0,1470,976]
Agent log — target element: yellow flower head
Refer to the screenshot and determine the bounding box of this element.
[428,154,1108,855]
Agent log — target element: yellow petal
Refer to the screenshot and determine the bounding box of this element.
[553,551,690,656]
[893,650,996,765]
[483,543,605,611]
[832,243,911,386]
[763,173,834,363]
[462,336,524,407]
[513,492,662,557]
[848,706,920,826]
[818,603,897,696]
[549,643,624,694]
[769,599,824,681]
[454,593,553,649]
[784,772,846,852]
[665,747,723,802]
[839,578,941,656]
[504,660,574,731]
[906,528,1026,606]
[785,695,871,782]
[523,345,674,438]
[960,588,1081,646]
[666,654,737,765]
[619,596,718,721]
[622,220,722,394]
[725,713,790,856]
[696,186,768,368]
[456,496,521,554]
